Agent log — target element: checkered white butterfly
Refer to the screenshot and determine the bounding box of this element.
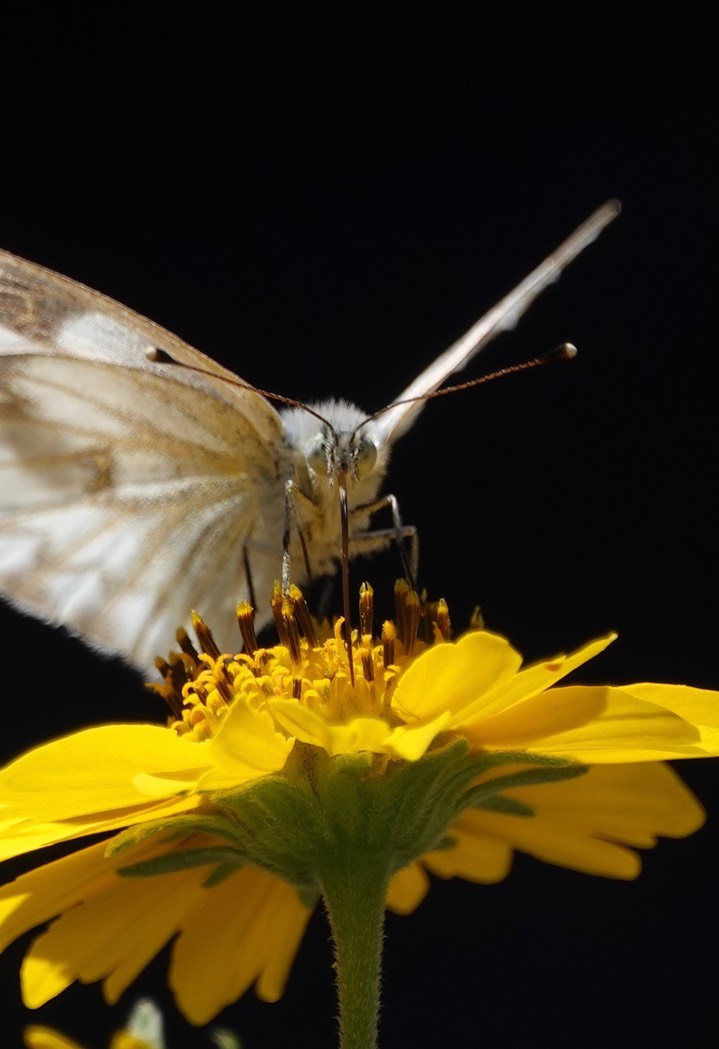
[0,202,619,671]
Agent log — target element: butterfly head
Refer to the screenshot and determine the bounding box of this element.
[306,427,378,484]
[282,400,386,488]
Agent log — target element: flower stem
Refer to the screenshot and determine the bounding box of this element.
[319,855,389,1049]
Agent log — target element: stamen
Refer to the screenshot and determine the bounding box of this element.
[470,606,485,631]
[153,582,453,745]
[361,649,374,682]
[175,627,200,667]
[184,678,209,705]
[288,584,317,646]
[382,620,396,669]
[281,596,303,667]
[236,601,258,655]
[417,591,432,644]
[149,654,187,718]
[403,589,421,656]
[191,612,221,660]
[435,598,451,641]
[394,579,409,644]
[359,582,374,638]
[154,655,171,678]
[271,583,289,648]
[211,660,235,705]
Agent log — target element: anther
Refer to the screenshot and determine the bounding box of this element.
[288,585,317,646]
[191,612,221,659]
[236,601,258,655]
[359,582,374,639]
[382,620,396,669]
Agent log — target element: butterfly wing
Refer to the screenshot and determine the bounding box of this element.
[372,200,621,446]
[0,250,287,670]
[0,247,282,445]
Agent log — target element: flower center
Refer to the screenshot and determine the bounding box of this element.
[151,582,451,743]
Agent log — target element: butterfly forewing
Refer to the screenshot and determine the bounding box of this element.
[0,248,284,445]
[0,251,288,668]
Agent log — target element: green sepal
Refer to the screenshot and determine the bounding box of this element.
[195,737,485,889]
[118,845,244,879]
[105,811,248,856]
[108,742,588,896]
[465,749,586,775]
[464,760,588,811]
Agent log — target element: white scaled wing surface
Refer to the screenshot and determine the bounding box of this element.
[0,250,286,670]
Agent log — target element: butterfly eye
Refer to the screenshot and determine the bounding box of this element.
[353,434,378,479]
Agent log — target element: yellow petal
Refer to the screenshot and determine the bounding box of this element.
[460,684,609,749]
[392,632,616,732]
[521,686,716,762]
[383,711,454,760]
[0,726,212,822]
[0,795,200,864]
[169,866,312,1024]
[392,631,521,721]
[23,1027,83,1049]
[111,1032,156,1049]
[269,698,390,754]
[0,841,119,953]
[19,853,211,1009]
[452,633,617,726]
[3,830,312,1026]
[200,699,294,789]
[270,697,451,759]
[424,822,513,884]
[386,863,430,915]
[623,682,719,742]
[427,762,704,881]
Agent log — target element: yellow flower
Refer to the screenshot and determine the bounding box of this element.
[1,585,718,1024]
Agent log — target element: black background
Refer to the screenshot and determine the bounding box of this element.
[0,10,716,1048]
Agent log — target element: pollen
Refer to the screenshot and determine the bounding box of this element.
[155,583,451,743]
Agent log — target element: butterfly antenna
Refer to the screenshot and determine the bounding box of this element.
[360,200,620,443]
[366,342,578,420]
[146,350,334,426]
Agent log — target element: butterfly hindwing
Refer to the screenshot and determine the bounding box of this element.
[0,353,284,668]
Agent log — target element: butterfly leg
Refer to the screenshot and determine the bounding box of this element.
[241,478,315,614]
[282,477,315,593]
[242,501,313,625]
[242,546,258,611]
[350,493,419,591]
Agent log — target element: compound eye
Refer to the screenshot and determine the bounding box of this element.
[306,433,328,475]
[354,434,378,478]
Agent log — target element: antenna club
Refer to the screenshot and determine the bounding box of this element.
[545,342,577,364]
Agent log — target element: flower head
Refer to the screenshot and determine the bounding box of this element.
[1,582,718,1024]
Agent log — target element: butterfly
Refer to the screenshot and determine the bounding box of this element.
[0,201,620,672]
